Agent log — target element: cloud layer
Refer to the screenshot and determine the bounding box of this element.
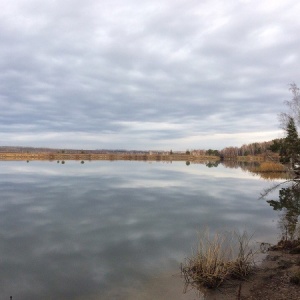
[1,0,299,149]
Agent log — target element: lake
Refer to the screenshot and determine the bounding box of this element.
[0,160,282,299]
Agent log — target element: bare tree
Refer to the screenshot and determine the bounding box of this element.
[279,83,300,130]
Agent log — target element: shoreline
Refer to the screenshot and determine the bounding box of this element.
[0,151,279,163]
[197,246,300,299]
[0,152,220,162]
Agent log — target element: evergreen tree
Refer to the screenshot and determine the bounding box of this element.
[269,139,283,153]
[280,117,300,171]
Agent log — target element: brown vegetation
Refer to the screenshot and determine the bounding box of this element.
[181,230,255,290]
[182,238,300,299]
[0,151,220,162]
[249,161,286,173]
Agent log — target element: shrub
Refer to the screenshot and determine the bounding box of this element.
[181,230,255,289]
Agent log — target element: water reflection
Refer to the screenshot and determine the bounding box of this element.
[265,180,300,241]
[0,161,281,299]
[205,161,220,168]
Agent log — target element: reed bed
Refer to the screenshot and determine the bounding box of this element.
[181,230,255,289]
[251,162,286,173]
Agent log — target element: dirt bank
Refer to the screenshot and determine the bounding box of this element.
[203,247,300,299]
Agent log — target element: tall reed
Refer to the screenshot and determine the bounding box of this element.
[251,162,286,173]
[181,230,255,289]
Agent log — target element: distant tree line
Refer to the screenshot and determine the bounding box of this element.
[220,141,277,158]
[192,140,283,159]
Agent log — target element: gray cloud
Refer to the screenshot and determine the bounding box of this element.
[0,0,299,149]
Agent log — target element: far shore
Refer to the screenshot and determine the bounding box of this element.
[0,151,220,162]
[0,148,281,163]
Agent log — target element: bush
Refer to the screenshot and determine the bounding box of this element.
[181,230,255,289]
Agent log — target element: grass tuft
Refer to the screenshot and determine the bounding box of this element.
[181,230,255,289]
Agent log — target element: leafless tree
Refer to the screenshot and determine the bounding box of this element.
[279,83,300,130]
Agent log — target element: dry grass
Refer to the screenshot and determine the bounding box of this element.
[181,230,255,289]
[251,162,286,173]
[230,232,255,279]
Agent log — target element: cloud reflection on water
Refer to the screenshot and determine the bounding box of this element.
[0,161,281,299]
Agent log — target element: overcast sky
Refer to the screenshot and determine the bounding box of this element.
[1,0,300,150]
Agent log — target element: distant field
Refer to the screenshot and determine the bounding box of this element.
[0,152,220,162]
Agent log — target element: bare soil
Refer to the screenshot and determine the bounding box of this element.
[203,248,300,300]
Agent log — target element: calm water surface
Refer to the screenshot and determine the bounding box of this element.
[0,161,281,299]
